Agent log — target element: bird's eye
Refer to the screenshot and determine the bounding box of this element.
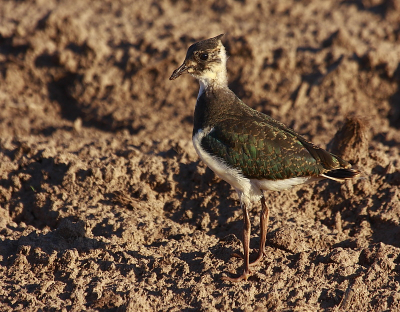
[199,53,208,61]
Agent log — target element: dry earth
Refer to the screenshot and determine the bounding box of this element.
[1,0,400,311]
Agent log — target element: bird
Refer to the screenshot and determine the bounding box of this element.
[169,34,360,282]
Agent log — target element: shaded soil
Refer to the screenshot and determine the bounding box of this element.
[1,0,400,311]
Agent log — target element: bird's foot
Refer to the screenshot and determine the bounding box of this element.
[231,252,244,259]
[230,251,265,267]
[221,269,251,282]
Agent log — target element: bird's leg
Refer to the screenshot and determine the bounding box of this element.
[249,195,269,267]
[229,195,269,267]
[222,201,251,282]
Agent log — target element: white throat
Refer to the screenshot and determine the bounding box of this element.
[197,44,228,99]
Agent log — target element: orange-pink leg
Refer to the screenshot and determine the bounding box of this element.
[222,196,269,282]
[222,201,251,282]
[249,196,269,267]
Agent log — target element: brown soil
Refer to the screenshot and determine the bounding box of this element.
[1,0,400,311]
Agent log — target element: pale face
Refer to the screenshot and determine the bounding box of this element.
[185,42,227,82]
[169,34,227,85]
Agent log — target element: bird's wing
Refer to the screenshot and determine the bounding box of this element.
[200,115,345,180]
[258,112,351,170]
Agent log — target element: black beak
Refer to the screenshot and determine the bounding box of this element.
[169,62,188,80]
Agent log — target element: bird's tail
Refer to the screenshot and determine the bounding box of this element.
[321,168,360,182]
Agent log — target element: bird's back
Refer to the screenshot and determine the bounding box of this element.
[194,86,358,181]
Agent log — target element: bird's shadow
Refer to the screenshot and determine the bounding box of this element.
[169,161,243,241]
[160,156,279,260]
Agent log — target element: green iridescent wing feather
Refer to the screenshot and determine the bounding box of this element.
[201,115,344,180]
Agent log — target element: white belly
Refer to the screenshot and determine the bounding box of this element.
[252,176,311,191]
[192,128,312,204]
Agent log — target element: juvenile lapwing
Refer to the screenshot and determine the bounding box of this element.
[169,34,360,282]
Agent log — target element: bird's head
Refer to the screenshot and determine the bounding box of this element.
[169,34,227,84]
